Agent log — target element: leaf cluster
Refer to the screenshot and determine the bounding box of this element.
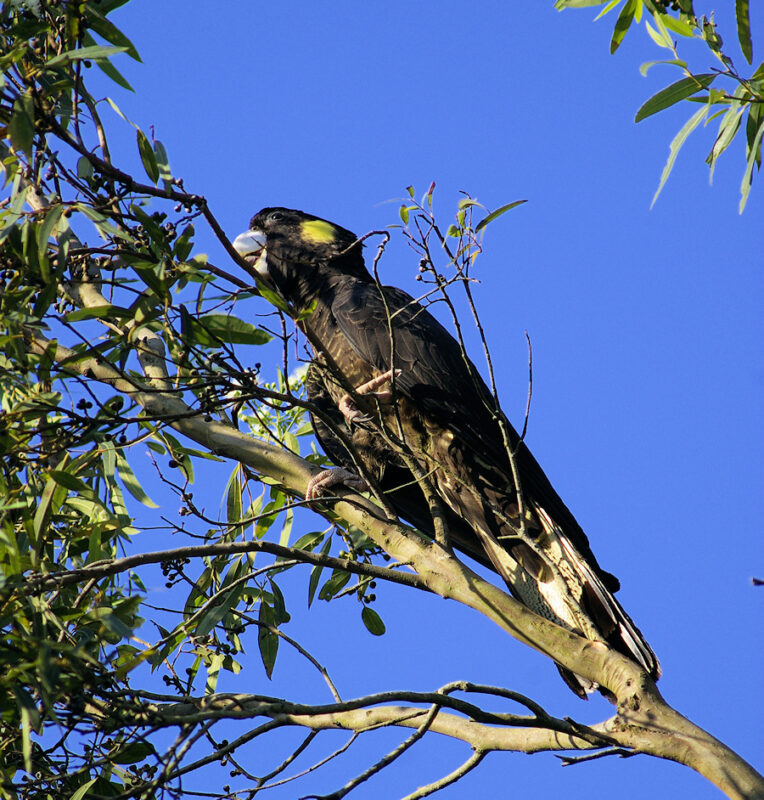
[0,4,411,796]
[556,0,762,210]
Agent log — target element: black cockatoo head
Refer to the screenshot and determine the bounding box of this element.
[233,208,370,307]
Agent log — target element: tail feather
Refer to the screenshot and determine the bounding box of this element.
[470,502,660,695]
[536,505,661,682]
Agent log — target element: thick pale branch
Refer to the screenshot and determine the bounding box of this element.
[141,693,604,754]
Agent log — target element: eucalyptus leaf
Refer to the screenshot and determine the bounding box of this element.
[47,44,128,67]
[196,314,273,346]
[136,129,159,183]
[635,74,717,123]
[735,0,752,64]
[475,200,527,233]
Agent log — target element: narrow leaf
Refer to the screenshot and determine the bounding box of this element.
[707,106,744,183]
[9,95,35,153]
[593,0,621,22]
[49,470,90,493]
[153,139,173,188]
[33,477,58,545]
[93,54,134,91]
[47,45,128,67]
[735,0,753,64]
[643,19,673,50]
[635,74,717,123]
[36,204,67,272]
[197,314,273,345]
[115,450,159,508]
[308,537,332,607]
[258,602,278,678]
[639,58,686,77]
[660,13,696,38]
[86,7,142,61]
[475,200,527,233]
[69,778,97,800]
[651,105,708,208]
[610,0,637,54]
[136,129,159,184]
[554,0,607,8]
[739,117,764,213]
[66,304,131,322]
[226,470,242,523]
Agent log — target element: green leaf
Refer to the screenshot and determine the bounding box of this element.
[644,20,673,50]
[153,139,173,189]
[651,105,709,208]
[745,92,764,167]
[69,778,98,800]
[740,115,764,213]
[635,74,717,123]
[660,13,696,38]
[105,96,136,126]
[318,569,351,601]
[308,537,332,607]
[593,0,621,22]
[295,297,319,321]
[47,45,128,67]
[81,31,134,90]
[86,6,142,61]
[361,606,386,636]
[258,602,278,678]
[226,470,242,523]
[33,476,62,547]
[258,284,291,313]
[66,304,132,322]
[197,314,273,345]
[9,95,35,153]
[112,741,155,764]
[36,204,67,275]
[93,52,134,91]
[291,531,325,551]
[554,0,607,8]
[269,578,290,624]
[136,129,159,184]
[475,200,527,233]
[639,58,686,77]
[49,470,91,493]
[610,0,637,54]
[195,595,234,638]
[707,97,745,183]
[115,450,159,508]
[174,224,195,261]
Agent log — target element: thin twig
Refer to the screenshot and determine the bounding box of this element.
[399,749,487,799]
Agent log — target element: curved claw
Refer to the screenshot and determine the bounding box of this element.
[305,468,369,501]
[338,395,373,428]
[338,368,403,428]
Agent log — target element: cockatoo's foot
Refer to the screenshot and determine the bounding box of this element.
[305,468,369,501]
[338,369,403,427]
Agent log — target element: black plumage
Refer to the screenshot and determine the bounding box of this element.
[233,207,660,695]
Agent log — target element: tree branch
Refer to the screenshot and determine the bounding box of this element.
[24,336,764,800]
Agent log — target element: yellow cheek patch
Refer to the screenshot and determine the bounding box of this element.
[300,219,337,244]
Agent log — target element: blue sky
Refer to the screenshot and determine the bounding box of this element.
[91,2,762,797]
